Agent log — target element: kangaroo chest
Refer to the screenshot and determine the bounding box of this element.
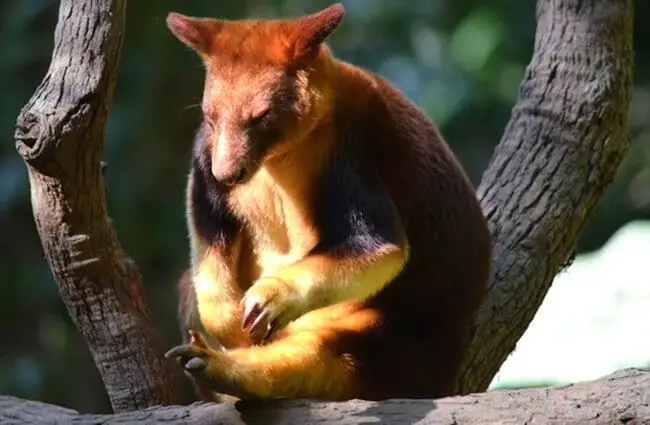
[228,170,317,276]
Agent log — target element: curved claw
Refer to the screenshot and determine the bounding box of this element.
[242,303,279,343]
[241,297,261,330]
[188,329,209,348]
[185,357,208,371]
[165,330,211,369]
[249,309,270,333]
[240,276,305,344]
[165,344,200,360]
[241,295,275,337]
[261,321,278,344]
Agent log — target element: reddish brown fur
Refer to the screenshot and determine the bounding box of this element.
[165,3,492,401]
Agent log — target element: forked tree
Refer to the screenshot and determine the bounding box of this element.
[5,0,642,423]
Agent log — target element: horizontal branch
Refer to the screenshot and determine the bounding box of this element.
[2,368,648,424]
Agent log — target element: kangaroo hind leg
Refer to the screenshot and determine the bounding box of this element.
[166,302,379,401]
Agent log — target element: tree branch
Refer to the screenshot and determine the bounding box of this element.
[458,0,634,392]
[2,368,648,424]
[13,0,180,411]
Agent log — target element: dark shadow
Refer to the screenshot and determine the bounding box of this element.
[233,397,437,425]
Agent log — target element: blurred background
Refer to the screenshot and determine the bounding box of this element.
[0,0,648,414]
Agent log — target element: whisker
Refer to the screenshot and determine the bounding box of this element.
[177,103,202,113]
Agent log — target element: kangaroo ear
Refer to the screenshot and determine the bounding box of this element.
[166,12,223,54]
[290,3,345,60]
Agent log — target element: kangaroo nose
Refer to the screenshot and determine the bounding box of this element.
[211,160,247,185]
[224,168,247,185]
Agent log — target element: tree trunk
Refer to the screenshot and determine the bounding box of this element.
[12,0,634,417]
[2,368,648,425]
[13,0,180,412]
[457,0,634,393]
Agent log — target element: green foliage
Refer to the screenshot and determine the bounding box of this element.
[0,0,647,412]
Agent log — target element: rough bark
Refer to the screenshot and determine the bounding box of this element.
[457,0,634,393]
[2,368,648,425]
[13,0,180,412]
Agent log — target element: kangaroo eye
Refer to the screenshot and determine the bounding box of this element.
[203,111,218,130]
[249,107,272,126]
